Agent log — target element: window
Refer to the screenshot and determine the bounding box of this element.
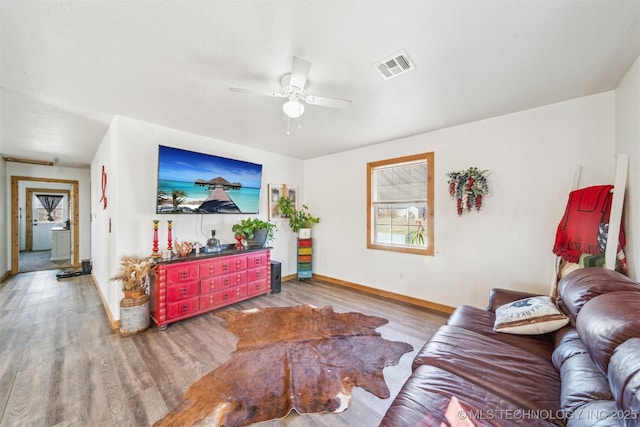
[34,195,65,223]
[367,152,434,255]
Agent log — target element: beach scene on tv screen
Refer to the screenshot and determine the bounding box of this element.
[156,145,262,214]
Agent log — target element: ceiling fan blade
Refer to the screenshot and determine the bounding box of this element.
[304,95,352,109]
[289,56,311,89]
[229,87,285,98]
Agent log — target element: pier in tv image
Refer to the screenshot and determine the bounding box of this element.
[156,145,263,214]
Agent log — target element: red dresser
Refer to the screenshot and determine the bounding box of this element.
[150,248,270,328]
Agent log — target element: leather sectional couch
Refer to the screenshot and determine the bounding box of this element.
[379,268,640,426]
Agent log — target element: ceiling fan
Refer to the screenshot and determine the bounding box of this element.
[229,56,352,119]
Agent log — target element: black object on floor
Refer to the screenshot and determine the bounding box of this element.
[56,270,83,280]
[270,260,281,293]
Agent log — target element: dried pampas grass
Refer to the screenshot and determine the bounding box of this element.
[111,255,156,292]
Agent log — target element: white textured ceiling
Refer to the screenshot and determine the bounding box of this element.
[1,1,639,167]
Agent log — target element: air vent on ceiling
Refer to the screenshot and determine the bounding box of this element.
[373,50,415,80]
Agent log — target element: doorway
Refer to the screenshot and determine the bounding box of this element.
[20,188,73,272]
[10,176,80,274]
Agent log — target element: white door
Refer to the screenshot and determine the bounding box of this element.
[32,220,54,250]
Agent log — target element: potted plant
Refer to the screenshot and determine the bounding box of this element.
[232,217,277,248]
[110,255,156,336]
[278,197,320,237]
[111,255,156,299]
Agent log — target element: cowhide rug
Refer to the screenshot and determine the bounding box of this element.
[154,304,413,427]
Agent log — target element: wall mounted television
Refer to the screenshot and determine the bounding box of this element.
[156,145,263,214]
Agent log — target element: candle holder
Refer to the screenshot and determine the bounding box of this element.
[167,220,173,251]
[151,220,161,258]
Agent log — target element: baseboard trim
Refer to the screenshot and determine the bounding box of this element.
[282,273,297,282]
[0,270,11,284]
[313,274,456,315]
[91,272,120,330]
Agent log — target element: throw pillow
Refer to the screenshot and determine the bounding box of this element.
[494,296,569,335]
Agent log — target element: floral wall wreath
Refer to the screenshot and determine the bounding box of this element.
[447,167,489,216]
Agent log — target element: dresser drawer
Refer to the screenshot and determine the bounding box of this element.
[298,255,312,263]
[247,251,268,269]
[247,279,269,296]
[298,262,312,271]
[246,266,267,283]
[219,255,247,274]
[166,297,199,319]
[167,280,199,302]
[199,293,217,311]
[298,270,313,279]
[200,271,247,293]
[200,255,247,277]
[166,263,199,283]
[215,285,247,306]
[298,247,313,255]
[298,239,312,247]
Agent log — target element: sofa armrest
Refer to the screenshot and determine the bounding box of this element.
[486,288,542,312]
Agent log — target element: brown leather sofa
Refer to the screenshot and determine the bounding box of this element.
[379,268,640,426]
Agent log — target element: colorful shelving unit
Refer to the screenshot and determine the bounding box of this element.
[297,238,313,279]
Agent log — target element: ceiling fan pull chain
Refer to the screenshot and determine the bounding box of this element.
[286,116,291,136]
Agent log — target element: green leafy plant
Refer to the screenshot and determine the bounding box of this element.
[278,197,320,233]
[232,217,277,243]
[157,189,188,212]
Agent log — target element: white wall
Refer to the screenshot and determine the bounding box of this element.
[0,158,7,278]
[91,122,116,315]
[92,116,304,320]
[6,162,91,263]
[305,92,617,309]
[615,55,640,281]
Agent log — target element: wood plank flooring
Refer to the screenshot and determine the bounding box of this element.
[0,270,447,426]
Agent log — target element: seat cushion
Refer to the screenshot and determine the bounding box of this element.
[379,365,560,427]
[448,305,555,360]
[413,325,562,416]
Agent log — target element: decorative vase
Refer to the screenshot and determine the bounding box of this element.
[120,294,150,336]
[298,228,311,239]
[246,228,268,248]
[235,236,245,250]
[123,289,146,300]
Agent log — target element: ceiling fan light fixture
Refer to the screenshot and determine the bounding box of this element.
[283,99,305,118]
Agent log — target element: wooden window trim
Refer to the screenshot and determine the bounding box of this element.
[367,152,434,256]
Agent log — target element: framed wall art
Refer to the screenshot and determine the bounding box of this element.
[268,184,297,220]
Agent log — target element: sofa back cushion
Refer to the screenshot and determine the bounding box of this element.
[576,291,640,376]
[607,338,640,424]
[557,268,640,322]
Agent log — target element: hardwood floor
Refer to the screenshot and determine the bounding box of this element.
[0,270,447,426]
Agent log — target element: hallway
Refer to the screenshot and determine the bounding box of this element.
[19,250,72,273]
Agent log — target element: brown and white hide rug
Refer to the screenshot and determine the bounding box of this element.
[154,304,413,427]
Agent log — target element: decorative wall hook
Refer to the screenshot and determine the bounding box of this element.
[447,167,489,216]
